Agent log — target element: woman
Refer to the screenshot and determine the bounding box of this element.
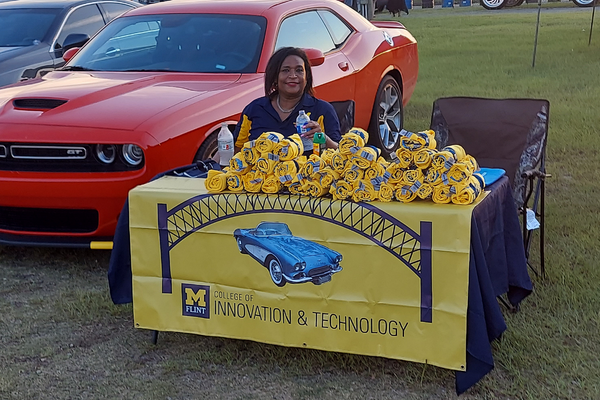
[233,47,341,154]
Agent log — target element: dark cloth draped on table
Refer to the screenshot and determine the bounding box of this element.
[108,161,220,304]
[455,176,532,394]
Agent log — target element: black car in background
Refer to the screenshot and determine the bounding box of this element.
[0,0,140,87]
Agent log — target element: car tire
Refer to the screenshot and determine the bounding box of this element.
[195,123,237,163]
[505,0,524,6]
[571,0,594,6]
[194,130,219,163]
[266,256,286,287]
[368,75,403,158]
[480,0,507,9]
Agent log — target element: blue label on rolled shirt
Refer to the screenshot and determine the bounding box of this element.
[442,173,449,185]
[267,133,281,143]
[360,150,374,161]
[280,174,292,183]
[410,181,421,192]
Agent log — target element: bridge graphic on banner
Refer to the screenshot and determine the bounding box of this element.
[157,193,433,323]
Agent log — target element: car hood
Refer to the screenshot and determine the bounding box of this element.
[269,236,335,259]
[0,46,34,58]
[0,71,243,130]
[0,43,44,62]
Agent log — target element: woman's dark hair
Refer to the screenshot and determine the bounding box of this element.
[264,47,314,98]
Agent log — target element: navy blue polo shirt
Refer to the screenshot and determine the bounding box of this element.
[233,93,341,150]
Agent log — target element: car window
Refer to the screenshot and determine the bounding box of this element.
[56,4,105,49]
[0,8,60,46]
[69,14,267,73]
[93,20,159,55]
[100,2,136,23]
[256,223,292,236]
[275,11,335,54]
[317,10,352,46]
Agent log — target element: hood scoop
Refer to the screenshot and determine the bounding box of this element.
[13,98,68,110]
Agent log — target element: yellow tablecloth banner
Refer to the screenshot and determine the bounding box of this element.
[130,176,484,371]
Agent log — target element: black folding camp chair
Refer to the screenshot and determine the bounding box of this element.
[430,97,550,279]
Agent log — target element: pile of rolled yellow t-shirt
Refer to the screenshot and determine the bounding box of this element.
[204,128,484,205]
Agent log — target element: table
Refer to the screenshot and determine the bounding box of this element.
[108,175,532,395]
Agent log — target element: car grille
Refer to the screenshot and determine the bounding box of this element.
[0,206,98,233]
[308,266,332,277]
[0,142,143,172]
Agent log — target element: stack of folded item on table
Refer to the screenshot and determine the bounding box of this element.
[203,127,485,205]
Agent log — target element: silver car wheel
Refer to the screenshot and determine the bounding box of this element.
[268,258,284,286]
[481,0,507,9]
[377,82,402,150]
[572,0,594,6]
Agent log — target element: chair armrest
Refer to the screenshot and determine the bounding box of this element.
[521,169,551,180]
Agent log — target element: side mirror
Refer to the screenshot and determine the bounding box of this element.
[303,48,325,67]
[62,33,90,52]
[63,47,79,62]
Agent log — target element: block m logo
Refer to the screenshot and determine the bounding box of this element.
[181,284,210,318]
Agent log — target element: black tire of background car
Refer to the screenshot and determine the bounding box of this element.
[505,0,525,7]
[572,0,595,6]
[480,0,507,9]
[367,75,403,158]
[266,256,286,287]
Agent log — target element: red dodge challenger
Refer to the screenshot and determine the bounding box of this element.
[0,0,418,248]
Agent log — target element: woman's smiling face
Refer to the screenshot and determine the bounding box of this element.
[277,55,306,98]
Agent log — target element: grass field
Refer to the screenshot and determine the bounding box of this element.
[2,4,600,399]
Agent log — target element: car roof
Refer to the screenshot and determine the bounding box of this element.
[126,0,331,16]
[0,0,137,9]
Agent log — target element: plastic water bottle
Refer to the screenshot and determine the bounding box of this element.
[313,131,326,156]
[217,122,234,167]
[296,110,312,151]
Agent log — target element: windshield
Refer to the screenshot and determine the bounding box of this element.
[68,13,267,73]
[0,9,60,46]
[255,223,292,237]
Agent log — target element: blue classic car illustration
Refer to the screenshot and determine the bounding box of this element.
[233,222,342,286]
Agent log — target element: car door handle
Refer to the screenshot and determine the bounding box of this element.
[338,62,349,71]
